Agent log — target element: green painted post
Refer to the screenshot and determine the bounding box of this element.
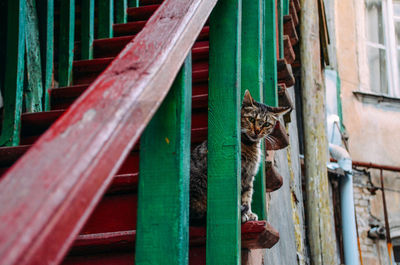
[0,0,26,146]
[283,0,289,15]
[207,0,242,263]
[98,0,114,38]
[37,0,54,111]
[241,0,266,221]
[128,0,139,7]
[25,0,43,113]
[115,0,128,24]
[278,0,284,59]
[81,0,94,59]
[58,0,75,87]
[263,0,278,107]
[136,55,192,265]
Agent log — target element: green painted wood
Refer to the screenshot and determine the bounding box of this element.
[81,0,94,59]
[263,0,278,107]
[278,0,284,59]
[241,0,266,221]
[25,0,43,113]
[206,0,242,264]
[37,0,54,111]
[283,0,289,15]
[128,0,139,7]
[0,0,26,146]
[0,1,7,104]
[58,0,75,87]
[98,0,114,38]
[136,55,192,265]
[115,0,128,23]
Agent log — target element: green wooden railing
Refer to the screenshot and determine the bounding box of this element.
[0,0,282,264]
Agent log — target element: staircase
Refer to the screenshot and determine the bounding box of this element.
[0,0,301,263]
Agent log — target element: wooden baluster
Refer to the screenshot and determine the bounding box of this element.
[0,0,26,146]
[136,55,192,264]
[278,0,284,59]
[283,0,289,15]
[128,0,139,7]
[98,0,114,38]
[37,0,54,111]
[115,0,128,23]
[242,0,267,220]
[207,0,242,263]
[263,0,278,106]
[25,0,43,113]
[81,0,95,59]
[59,0,75,87]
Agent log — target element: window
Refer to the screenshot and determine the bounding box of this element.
[365,0,400,97]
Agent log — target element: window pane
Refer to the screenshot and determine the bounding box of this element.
[367,46,388,94]
[365,0,386,45]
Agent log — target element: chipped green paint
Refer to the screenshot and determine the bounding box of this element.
[136,55,192,265]
[37,0,54,111]
[98,0,114,38]
[207,0,241,264]
[241,0,266,221]
[278,0,284,59]
[128,0,139,7]
[263,0,278,107]
[58,0,75,87]
[81,0,94,59]
[0,0,26,146]
[25,0,43,113]
[115,0,128,23]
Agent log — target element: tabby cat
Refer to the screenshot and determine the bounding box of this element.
[189,90,290,224]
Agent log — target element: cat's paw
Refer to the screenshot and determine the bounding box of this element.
[241,212,258,223]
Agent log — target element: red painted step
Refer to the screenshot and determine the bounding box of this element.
[113,21,147,37]
[50,84,90,110]
[127,5,160,21]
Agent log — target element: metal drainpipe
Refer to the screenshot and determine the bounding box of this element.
[329,144,360,265]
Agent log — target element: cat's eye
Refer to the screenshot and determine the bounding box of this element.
[248,117,255,123]
[264,122,271,127]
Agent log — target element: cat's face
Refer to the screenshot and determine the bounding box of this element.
[241,90,290,142]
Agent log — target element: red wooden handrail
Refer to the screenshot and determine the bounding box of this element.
[0,0,216,264]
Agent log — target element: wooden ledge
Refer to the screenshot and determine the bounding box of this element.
[290,1,299,26]
[284,15,299,46]
[283,35,295,64]
[265,120,290,150]
[277,59,295,87]
[265,161,283,192]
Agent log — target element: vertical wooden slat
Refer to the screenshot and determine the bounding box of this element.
[0,1,7,107]
[81,0,95,59]
[207,0,242,263]
[241,0,266,220]
[58,0,75,87]
[98,0,114,38]
[115,0,128,23]
[25,0,43,113]
[263,0,278,106]
[0,0,25,146]
[283,0,289,15]
[37,0,54,111]
[136,55,192,265]
[278,0,284,59]
[128,0,139,7]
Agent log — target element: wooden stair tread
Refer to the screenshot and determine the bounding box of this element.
[284,15,299,46]
[127,5,160,21]
[113,21,147,37]
[70,221,279,255]
[277,58,295,87]
[283,35,295,64]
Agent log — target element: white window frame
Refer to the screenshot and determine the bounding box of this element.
[365,0,400,97]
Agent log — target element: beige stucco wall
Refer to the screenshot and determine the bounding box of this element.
[335,0,400,263]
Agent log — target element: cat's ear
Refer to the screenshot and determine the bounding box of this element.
[267,106,291,116]
[243,90,255,106]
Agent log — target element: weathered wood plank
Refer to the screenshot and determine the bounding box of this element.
[0,0,26,146]
[136,55,192,265]
[25,0,43,113]
[0,0,217,263]
[37,0,54,111]
[81,0,95,59]
[207,0,241,264]
[98,0,114,38]
[263,0,278,107]
[115,0,128,23]
[58,0,75,87]
[241,0,266,220]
